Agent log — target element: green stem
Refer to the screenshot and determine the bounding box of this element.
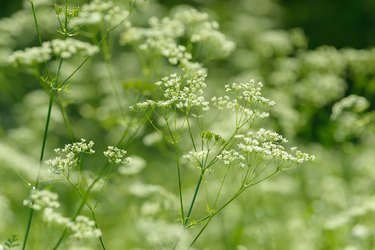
[184,171,204,226]
[190,215,213,248]
[213,165,231,208]
[186,115,196,151]
[187,169,280,231]
[29,0,51,79]
[52,166,107,249]
[58,17,127,89]
[22,92,55,250]
[66,178,106,249]
[176,151,185,225]
[56,99,75,141]
[164,117,185,224]
[184,124,242,226]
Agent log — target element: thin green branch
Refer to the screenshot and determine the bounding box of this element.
[22,92,55,250]
[163,116,185,224]
[184,171,204,226]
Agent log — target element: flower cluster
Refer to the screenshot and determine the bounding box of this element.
[103,146,130,164]
[70,216,102,239]
[45,139,95,174]
[8,43,52,66]
[183,150,208,167]
[131,73,209,113]
[23,189,60,211]
[9,38,99,66]
[212,80,275,124]
[225,80,276,108]
[121,16,200,74]
[50,38,99,58]
[331,95,369,120]
[24,189,101,239]
[216,149,245,166]
[70,0,129,28]
[120,6,234,73]
[330,95,374,141]
[295,73,346,107]
[173,6,235,57]
[235,128,315,165]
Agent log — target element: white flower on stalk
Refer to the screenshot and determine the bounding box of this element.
[69,216,102,239]
[183,150,208,167]
[216,150,245,166]
[236,129,314,165]
[70,0,129,27]
[131,72,209,113]
[45,139,95,174]
[103,146,130,164]
[23,189,60,211]
[9,39,99,66]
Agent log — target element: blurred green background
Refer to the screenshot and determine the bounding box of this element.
[1,0,375,249]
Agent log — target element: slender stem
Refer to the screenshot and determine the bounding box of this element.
[58,17,127,89]
[184,122,242,226]
[29,0,51,79]
[22,92,55,250]
[22,209,34,250]
[187,169,280,231]
[36,93,55,185]
[56,99,75,141]
[175,151,185,224]
[184,172,204,226]
[58,57,89,88]
[213,165,231,208]
[186,115,196,151]
[190,216,213,247]
[92,212,106,250]
[164,117,185,223]
[52,166,107,249]
[65,178,106,249]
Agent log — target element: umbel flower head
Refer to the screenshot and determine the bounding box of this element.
[23,189,101,239]
[9,38,99,66]
[120,6,234,75]
[213,128,316,170]
[103,146,130,164]
[45,138,95,174]
[130,72,210,114]
[23,189,60,211]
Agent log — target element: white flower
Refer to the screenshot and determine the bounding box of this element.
[45,139,95,174]
[50,38,99,58]
[216,150,245,166]
[69,216,102,239]
[8,42,52,66]
[23,189,60,211]
[131,73,209,113]
[183,150,208,167]
[331,95,369,120]
[236,129,314,165]
[103,146,129,164]
[70,0,129,28]
[9,39,99,66]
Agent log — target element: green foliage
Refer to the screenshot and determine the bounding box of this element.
[0,0,374,250]
[3,235,20,249]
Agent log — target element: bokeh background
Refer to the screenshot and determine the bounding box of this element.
[0,0,375,249]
